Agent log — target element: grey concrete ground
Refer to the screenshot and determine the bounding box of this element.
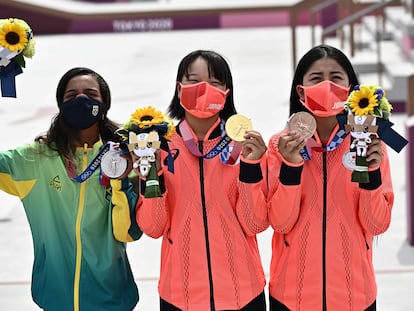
[0,25,413,310]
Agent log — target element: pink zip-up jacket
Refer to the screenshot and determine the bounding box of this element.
[267,127,394,311]
[136,119,269,311]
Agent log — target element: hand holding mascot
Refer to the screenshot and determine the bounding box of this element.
[116,106,175,198]
[344,84,407,182]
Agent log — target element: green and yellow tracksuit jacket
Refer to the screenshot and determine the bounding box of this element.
[0,141,142,311]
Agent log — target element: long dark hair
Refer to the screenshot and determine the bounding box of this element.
[289,44,360,115]
[35,67,120,159]
[167,50,237,120]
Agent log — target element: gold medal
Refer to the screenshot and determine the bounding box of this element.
[225,114,253,142]
[288,111,316,140]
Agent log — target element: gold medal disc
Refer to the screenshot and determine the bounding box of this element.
[225,114,253,142]
[288,111,316,140]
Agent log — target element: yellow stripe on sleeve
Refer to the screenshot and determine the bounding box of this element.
[0,173,36,199]
[111,179,133,242]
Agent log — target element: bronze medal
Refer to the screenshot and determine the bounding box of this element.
[225,114,253,142]
[288,111,316,140]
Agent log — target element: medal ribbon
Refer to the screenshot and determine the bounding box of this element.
[325,129,348,151]
[179,119,242,164]
[300,127,349,161]
[67,142,112,183]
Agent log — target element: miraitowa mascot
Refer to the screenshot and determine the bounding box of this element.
[344,84,408,183]
[116,106,175,198]
[346,113,378,183]
[0,18,35,97]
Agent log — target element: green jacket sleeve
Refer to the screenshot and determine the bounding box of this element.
[0,144,38,199]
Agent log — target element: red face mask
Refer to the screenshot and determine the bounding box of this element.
[179,81,229,119]
[300,80,350,117]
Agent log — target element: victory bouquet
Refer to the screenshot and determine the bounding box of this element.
[116,106,175,198]
[344,84,407,183]
[0,18,35,97]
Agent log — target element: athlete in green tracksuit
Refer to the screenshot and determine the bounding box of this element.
[0,67,142,311]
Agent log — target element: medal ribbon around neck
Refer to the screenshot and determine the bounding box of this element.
[179,119,242,165]
[299,127,349,161]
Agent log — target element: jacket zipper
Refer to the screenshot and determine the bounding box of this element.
[198,141,216,311]
[322,151,327,311]
[74,147,88,311]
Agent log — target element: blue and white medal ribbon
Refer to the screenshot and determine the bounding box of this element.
[179,119,242,164]
[70,142,112,183]
[300,128,349,161]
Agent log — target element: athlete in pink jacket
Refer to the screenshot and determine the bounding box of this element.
[267,45,394,311]
[136,50,269,311]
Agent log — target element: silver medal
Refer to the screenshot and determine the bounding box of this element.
[101,150,128,179]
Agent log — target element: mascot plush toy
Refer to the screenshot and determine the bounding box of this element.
[116,106,175,198]
[344,84,407,183]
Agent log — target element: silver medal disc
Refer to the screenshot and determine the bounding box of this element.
[101,150,128,179]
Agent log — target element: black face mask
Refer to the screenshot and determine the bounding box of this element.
[60,95,103,129]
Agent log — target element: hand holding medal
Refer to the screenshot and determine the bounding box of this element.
[225,114,253,142]
[277,111,316,164]
[288,111,316,141]
[225,114,267,161]
[100,143,129,179]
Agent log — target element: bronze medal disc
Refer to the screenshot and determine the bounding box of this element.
[288,111,316,140]
[225,114,253,142]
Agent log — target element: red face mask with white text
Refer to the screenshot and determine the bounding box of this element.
[179,81,229,119]
[299,80,350,117]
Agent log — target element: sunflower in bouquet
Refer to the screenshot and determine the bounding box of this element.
[344,84,392,183]
[0,18,35,97]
